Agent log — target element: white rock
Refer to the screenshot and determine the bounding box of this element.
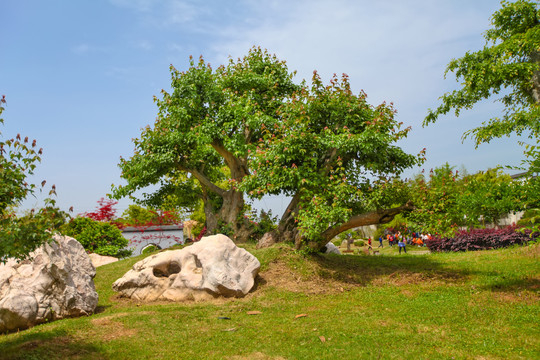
[89,253,119,268]
[112,234,260,301]
[324,242,341,255]
[0,234,98,333]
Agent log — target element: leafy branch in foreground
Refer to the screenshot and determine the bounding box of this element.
[425,0,540,173]
[0,96,61,262]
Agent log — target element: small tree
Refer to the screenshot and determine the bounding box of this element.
[0,96,60,262]
[84,197,118,222]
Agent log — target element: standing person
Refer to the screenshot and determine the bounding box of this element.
[378,236,383,248]
[368,237,372,250]
[398,238,407,254]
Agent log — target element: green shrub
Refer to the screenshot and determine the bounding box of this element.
[518,208,540,227]
[61,217,131,258]
[141,244,160,255]
[248,209,278,242]
[354,240,365,247]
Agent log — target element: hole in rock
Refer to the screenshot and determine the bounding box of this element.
[152,262,181,278]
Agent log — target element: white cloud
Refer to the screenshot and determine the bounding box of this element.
[71,43,91,54]
[133,40,153,51]
[109,0,205,26]
[109,0,155,12]
[71,43,108,55]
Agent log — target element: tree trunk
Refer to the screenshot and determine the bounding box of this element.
[531,50,540,104]
[257,200,415,251]
[202,191,218,235]
[218,189,254,242]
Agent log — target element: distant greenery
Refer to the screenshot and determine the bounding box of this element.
[518,208,540,227]
[407,164,523,236]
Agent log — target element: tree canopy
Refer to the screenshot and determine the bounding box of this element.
[114,48,422,250]
[112,48,300,240]
[424,0,540,172]
[242,72,421,249]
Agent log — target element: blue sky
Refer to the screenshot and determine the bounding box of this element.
[1,0,526,217]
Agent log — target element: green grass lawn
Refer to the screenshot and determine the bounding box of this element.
[1,242,538,359]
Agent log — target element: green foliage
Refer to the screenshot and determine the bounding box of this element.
[458,168,519,227]
[121,204,157,225]
[407,164,523,236]
[61,217,131,258]
[0,96,61,262]
[246,209,278,242]
[141,244,159,255]
[353,240,365,247]
[518,207,540,226]
[336,229,361,241]
[189,201,206,237]
[425,0,540,173]
[242,71,421,245]
[112,47,299,237]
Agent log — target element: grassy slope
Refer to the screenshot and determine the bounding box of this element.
[0,243,538,360]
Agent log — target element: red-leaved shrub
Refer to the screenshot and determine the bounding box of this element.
[426,225,538,252]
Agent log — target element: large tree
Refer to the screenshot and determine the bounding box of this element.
[424,0,540,172]
[242,72,421,250]
[112,48,299,240]
[115,49,421,249]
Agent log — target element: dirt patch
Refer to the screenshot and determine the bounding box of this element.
[8,337,101,360]
[90,313,142,341]
[226,352,287,360]
[372,270,464,287]
[525,243,540,259]
[256,260,352,295]
[18,337,71,351]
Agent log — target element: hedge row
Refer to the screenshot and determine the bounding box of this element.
[425,226,538,252]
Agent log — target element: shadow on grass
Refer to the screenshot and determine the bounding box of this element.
[482,276,540,293]
[309,253,471,286]
[1,328,106,360]
[94,305,112,314]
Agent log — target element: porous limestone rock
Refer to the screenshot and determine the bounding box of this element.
[324,242,341,255]
[0,234,98,333]
[112,234,260,301]
[89,253,119,268]
[256,232,277,249]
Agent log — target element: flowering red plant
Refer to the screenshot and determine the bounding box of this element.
[83,198,118,222]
